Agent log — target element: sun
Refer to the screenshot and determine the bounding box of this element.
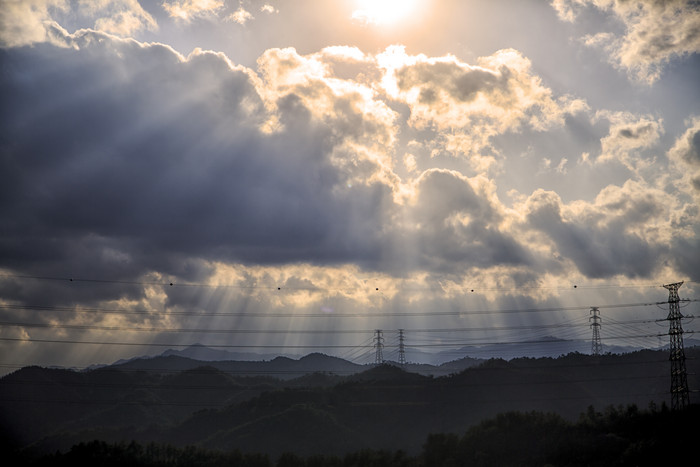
[352,0,422,26]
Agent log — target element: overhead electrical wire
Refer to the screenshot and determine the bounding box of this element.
[2,299,694,319]
[1,273,697,371]
[2,273,696,293]
[0,317,665,335]
[0,332,679,349]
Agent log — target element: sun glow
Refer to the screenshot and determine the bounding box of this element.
[352,0,422,26]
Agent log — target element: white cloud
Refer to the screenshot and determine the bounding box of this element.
[77,0,157,35]
[552,0,700,83]
[0,0,698,373]
[556,158,569,174]
[162,0,224,21]
[550,0,581,22]
[381,46,583,132]
[0,0,68,46]
[260,4,277,14]
[523,178,675,278]
[0,0,157,46]
[227,6,253,24]
[93,7,157,36]
[0,15,695,337]
[0,30,544,306]
[403,153,417,172]
[668,117,700,197]
[376,46,587,168]
[256,47,399,194]
[596,110,663,171]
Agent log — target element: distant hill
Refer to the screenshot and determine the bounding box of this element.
[159,343,298,362]
[112,352,367,379]
[435,335,672,361]
[3,348,699,458]
[112,349,483,378]
[112,338,700,371]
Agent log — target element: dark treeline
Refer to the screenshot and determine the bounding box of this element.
[10,403,698,467]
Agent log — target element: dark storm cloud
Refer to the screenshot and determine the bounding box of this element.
[525,189,665,278]
[403,169,531,273]
[1,20,694,317]
[0,31,391,302]
[0,29,538,308]
[0,30,549,313]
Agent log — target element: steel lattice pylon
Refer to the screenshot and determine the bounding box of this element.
[398,329,407,366]
[590,307,603,356]
[373,329,384,365]
[663,282,689,410]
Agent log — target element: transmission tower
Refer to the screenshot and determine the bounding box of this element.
[589,307,603,356]
[398,329,407,366]
[663,281,689,410]
[373,329,384,364]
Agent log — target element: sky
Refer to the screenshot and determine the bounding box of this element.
[1,0,699,372]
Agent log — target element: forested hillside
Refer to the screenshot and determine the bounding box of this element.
[8,405,698,466]
[2,349,698,461]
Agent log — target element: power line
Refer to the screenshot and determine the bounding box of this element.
[2,273,695,293]
[2,300,691,319]
[0,317,665,335]
[0,337,365,349]
[2,279,697,372]
[0,331,680,349]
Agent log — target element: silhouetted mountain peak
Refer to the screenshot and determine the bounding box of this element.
[160,344,294,362]
[299,352,331,362]
[298,353,349,365]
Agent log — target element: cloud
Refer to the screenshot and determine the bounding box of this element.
[0,0,696,373]
[84,0,158,36]
[552,0,700,83]
[260,4,277,14]
[595,110,663,171]
[668,117,700,195]
[162,0,224,21]
[0,16,693,324]
[523,180,672,278]
[0,28,549,310]
[400,169,532,273]
[0,0,69,46]
[662,118,700,277]
[0,30,400,305]
[256,46,399,192]
[377,46,587,164]
[0,0,157,46]
[226,6,254,24]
